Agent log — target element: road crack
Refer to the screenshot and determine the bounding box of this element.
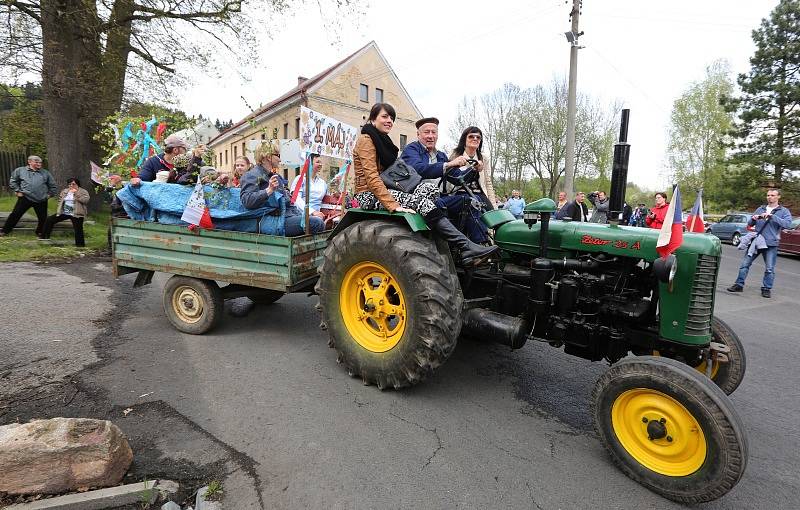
[389,412,444,470]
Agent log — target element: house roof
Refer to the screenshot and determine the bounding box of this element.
[209,41,421,146]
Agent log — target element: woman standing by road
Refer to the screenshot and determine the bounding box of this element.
[353,103,497,266]
[646,192,669,229]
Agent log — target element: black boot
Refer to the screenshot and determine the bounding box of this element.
[425,210,498,266]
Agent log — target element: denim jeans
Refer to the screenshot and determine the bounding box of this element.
[283,214,323,236]
[735,245,778,290]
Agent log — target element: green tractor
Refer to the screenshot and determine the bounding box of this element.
[315,111,747,503]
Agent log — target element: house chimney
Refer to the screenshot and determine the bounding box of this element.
[297,76,308,86]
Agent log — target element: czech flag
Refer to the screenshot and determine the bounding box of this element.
[181,181,214,230]
[685,190,705,233]
[656,185,683,258]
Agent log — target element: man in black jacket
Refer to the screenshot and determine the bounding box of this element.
[556,191,589,222]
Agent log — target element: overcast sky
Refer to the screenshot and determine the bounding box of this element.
[179,0,778,191]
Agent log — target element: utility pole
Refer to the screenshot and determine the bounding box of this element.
[563,0,582,198]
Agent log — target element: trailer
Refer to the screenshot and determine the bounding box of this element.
[111,218,327,334]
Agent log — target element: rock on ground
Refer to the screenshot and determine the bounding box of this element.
[0,417,133,495]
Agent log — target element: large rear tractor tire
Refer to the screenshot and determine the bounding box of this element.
[592,356,747,504]
[316,220,463,389]
[693,317,746,395]
[163,276,224,334]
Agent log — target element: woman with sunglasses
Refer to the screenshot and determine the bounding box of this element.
[448,126,497,209]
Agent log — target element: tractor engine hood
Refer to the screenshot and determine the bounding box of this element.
[494,220,721,261]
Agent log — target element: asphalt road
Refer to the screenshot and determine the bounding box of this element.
[2,244,799,509]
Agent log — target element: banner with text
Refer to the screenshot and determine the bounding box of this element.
[299,106,356,161]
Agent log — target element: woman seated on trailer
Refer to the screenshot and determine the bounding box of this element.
[240,142,324,236]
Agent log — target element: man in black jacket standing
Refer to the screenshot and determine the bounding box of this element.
[556,191,589,222]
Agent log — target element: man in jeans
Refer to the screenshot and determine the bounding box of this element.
[727,189,793,298]
[1,155,57,237]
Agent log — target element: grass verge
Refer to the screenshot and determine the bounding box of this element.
[0,194,110,262]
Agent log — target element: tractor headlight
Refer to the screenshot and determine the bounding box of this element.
[653,254,678,289]
[524,210,538,229]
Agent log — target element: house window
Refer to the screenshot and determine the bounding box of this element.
[261,132,266,140]
[233,145,237,159]
[295,118,300,137]
[399,134,407,149]
[283,123,289,138]
[359,83,368,102]
[225,149,228,165]
[375,88,384,103]
[283,168,288,181]
[242,142,246,156]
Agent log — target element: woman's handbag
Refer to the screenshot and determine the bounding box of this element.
[380,159,422,193]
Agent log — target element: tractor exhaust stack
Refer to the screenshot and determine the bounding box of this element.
[608,109,630,224]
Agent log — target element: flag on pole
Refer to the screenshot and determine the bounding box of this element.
[685,190,705,233]
[291,157,310,205]
[656,185,683,258]
[181,181,214,229]
[90,161,108,185]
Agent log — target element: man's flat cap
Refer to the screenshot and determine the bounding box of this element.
[415,117,440,129]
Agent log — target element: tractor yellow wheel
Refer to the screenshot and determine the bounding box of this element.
[316,220,463,390]
[340,261,407,353]
[593,356,747,504]
[611,389,706,476]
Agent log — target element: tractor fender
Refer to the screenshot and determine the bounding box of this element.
[328,209,430,239]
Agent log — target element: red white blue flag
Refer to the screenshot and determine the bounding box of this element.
[685,190,705,233]
[181,181,214,230]
[656,185,683,258]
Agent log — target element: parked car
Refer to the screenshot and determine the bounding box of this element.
[778,217,800,255]
[709,212,753,246]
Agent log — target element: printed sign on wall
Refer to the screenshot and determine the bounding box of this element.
[299,106,356,161]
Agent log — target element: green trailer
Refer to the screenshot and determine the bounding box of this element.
[111,218,327,334]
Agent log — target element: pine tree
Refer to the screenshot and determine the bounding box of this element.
[725,0,800,188]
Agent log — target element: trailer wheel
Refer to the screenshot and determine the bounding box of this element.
[593,356,747,504]
[163,276,224,335]
[316,220,463,389]
[247,289,285,305]
[692,317,746,395]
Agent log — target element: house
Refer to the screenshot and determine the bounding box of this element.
[208,41,422,183]
[171,119,220,146]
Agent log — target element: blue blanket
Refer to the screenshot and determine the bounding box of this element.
[116,182,285,235]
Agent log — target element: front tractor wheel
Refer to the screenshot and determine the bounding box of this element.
[593,356,747,504]
[316,220,463,389]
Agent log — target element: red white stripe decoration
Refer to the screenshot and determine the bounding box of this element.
[656,185,683,258]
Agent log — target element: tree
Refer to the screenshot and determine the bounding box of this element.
[1,0,358,207]
[452,79,619,199]
[725,0,800,189]
[666,60,734,206]
[0,83,46,157]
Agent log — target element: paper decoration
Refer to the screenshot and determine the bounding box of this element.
[298,106,357,160]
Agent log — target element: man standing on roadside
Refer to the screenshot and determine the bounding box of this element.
[1,155,57,237]
[556,191,589,222]
[506,190,526,219]
[727,189,792,298]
